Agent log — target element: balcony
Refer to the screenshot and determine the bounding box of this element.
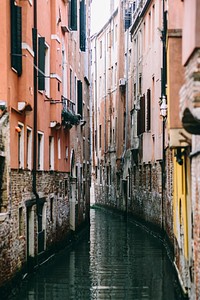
[180,51,200,134]
[130,0,151,33]
[61,97,81,129]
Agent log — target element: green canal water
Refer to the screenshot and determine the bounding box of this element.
[13,208,184,300]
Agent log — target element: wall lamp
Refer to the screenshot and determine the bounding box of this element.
[175,148,185,165]
[15,126,21,133]
[160,95,167,118]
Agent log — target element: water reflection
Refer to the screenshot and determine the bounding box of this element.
[13,208,181,300]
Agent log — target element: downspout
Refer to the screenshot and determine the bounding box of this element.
[125,27,129,152]
[33,0,38,199]
[161,0,167,232]
[33,0,40,245]
[95,36,97,155]
[104,33,107,160]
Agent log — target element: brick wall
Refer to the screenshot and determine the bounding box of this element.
[0,169,72,292]
[94,157,163,230]
[191,135,200,299]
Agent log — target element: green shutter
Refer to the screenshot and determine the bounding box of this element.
[137,95,145,135]
[77,80,83,117]
[147,89,151,131]
[70,0,77,30]
[79,0,86,51]
[10,0,22,76]
[38,37,45,91]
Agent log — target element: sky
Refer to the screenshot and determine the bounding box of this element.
[91,0,110,35]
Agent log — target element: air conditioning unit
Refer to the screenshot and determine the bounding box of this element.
[119,78,126,86]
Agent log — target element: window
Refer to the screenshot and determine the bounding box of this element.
[27,127,32,169]
[137,95,145,135]
[38,132,44,170]
[74,75,77,112]
[77,80,83,117]
[139,76,142,95]
[49,136,54,170]
[64,179,68,196]
[115,24,118,42]
[95,130,97,152]
[10,1,22,76]
[38,37,45,90]
[19,207,24,236]
[111,66,114,88]
[148,11,151,45]
[107,32,111,50]
[62,47,67,97]
[69,0,77,30]
[143,22,146,52]
[18,123,24,169]
[45,43,50,97]
[129,49,131,72]
[79,0,86,51]
[107,166,109,185]
[100,40,102,58]
[99,124,102,149]
[128,169,131,198]
[115,63,117,86]
[37,38,50,94]
[123,112,126,142]
[58,137,61,160]
[147,89,151,131]
[152,5,155,42]
[83,138,85,157]
[70,69,73,101]
[100,166,102,184]
[65,147,69,160]
[95,166,98,179]
[50,198,54,222]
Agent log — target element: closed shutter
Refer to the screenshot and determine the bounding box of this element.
[147,89,151,131]
[79,0,86,52]
[10,1,22,76]
[77,80,83,117]
[70,0,77,30]
[137,95,145,135]
[38,37,45,91]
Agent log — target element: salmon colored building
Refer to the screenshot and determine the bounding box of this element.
[0,0,91,297]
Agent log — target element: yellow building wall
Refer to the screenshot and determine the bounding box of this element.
[173,149,190,260]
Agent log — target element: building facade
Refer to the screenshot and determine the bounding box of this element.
[91,0,200,298]
[0,0,91,296]
[179,1,200,298]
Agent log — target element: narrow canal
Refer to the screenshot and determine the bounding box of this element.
[13,208,183,300]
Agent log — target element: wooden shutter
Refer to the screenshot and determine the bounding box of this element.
[137,95,145,135]
[147,89,151,131]
[38,37,45,91]
[70,0,77,30]
[77,80,83,117]
[79,0,86,52]
[10,1,22,76]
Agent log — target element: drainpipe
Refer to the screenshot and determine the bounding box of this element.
[33,0,39,198]
[124,27,129,152]
[32,2,37,190]
[33,0,40,233]
[160,0,167,233]
[104,33,107,160]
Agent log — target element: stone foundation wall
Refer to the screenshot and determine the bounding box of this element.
[191,135,200,299]
[164,148,174,244]
[0,169,71,292]
[94,160,163,230]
